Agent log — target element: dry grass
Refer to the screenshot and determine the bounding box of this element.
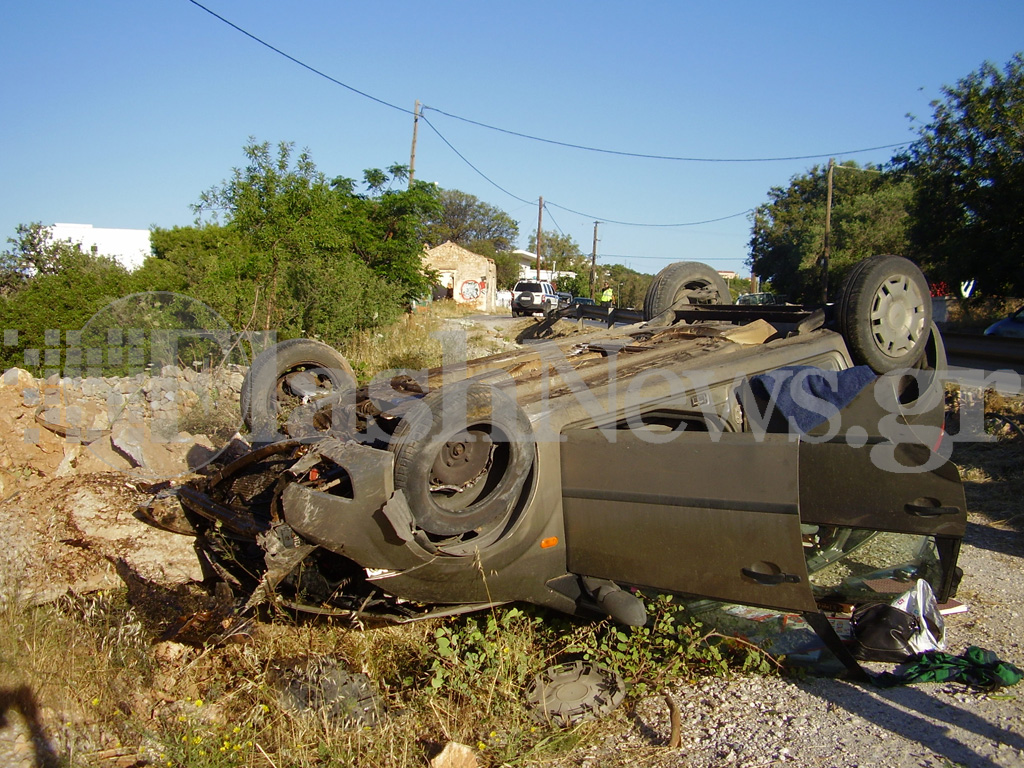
[942,296,1021,332]
[0,568,593,766]
[338,301,495,382]
[949,388,1024,534]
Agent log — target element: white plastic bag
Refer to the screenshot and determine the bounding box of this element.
[891,579,945,654]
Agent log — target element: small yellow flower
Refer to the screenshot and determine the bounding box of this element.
[232,726,241,734]
[194,698,203,707]
[91,697,100,706]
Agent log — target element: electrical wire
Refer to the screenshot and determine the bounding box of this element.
[426,117,755,228]
[186,0,909,166]
[542,203,566,237]
[417,114,536,204]
[422,106,908,163]
[183,0,901,254]
[185,0,412,116]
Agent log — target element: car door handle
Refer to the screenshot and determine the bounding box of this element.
[904,502,961,517]
[741,568,801,585]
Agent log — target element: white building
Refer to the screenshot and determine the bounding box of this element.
[48,223,151,270]
[512,249,575,284]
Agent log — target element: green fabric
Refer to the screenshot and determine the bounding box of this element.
[875,645,1023,690]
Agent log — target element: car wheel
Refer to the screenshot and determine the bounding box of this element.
[241,339,356,439]
[836,255,932,374]
[388,383,534,538]
[642,261,731,321]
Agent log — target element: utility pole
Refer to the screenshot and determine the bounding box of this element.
[536,197,544,280]
[408,100,420,188]
[822,157,834,302]
[590,221,599,298]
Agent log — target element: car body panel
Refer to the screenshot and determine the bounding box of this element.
[561,430,817,612]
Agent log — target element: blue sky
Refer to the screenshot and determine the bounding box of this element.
[2,1,1022,278]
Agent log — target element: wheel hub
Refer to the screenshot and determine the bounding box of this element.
[429,429,493,494]
[870,276,926,358]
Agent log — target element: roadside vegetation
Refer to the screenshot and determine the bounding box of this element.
[0,568,774,767]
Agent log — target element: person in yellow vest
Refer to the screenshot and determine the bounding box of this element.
[600,284,614,307]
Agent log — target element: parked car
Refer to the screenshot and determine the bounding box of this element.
[984,306,1024,338]
[145,256,964,677]
[556,292,573,310]
[511,281,559,316]
[571,297,596,307]
[737,292,778,306]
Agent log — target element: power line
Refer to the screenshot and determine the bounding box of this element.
[600,253,746,262]
[185,0,412,116]
[422,106,908,163]
[542,203,566,237]
[420,115,534,205]
[545,201,753,228]
[186,1,909,166]
[425,117,755,229]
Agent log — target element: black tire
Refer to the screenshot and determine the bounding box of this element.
[642,261,731,321]
[836,255,932,374]
[388,383,534,538]
[241,339,356,438]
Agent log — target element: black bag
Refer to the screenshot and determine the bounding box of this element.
[850,603,920,662]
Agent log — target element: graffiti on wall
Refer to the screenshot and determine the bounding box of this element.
[460,280,484,301]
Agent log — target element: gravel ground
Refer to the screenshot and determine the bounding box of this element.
[542,515,1024,768]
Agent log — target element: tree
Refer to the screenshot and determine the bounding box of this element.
[898,53,1024,296]
[489,250,522,290]
[527,229,585,270]
[1,222,95,295]
[422,189,519,254]
[748,162,912,302]
[602,263,654,309]
[0,241,131,373]
[189,140,428,341]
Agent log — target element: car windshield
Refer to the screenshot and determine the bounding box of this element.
[516,283,542,292]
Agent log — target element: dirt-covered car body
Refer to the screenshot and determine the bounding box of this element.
[161,257,965,664]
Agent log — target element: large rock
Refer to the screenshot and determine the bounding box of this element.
[0,474,204,605]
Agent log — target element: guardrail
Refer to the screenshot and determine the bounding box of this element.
[549,305,644,327]
[941,331,1024,366]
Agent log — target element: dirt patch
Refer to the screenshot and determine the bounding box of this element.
[0,373,213,606]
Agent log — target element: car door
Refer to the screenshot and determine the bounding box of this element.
[559,429,818,612]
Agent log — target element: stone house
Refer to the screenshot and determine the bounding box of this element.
[422,241,496,313]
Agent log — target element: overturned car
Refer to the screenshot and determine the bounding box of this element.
[145,256,966,673]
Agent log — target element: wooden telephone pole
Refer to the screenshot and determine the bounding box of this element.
[536,197,543,280]
[590,221,599,298]
[408,100,421,188]
[822,157,834,302]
